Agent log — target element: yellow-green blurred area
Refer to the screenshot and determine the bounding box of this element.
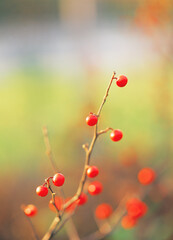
[0,0,173,240]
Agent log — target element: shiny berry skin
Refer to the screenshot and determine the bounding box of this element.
[87,166,99,178]
[86,113,98,126]
[126,198,147,218]
[76,193,88,205]
[138,167,156,185]
[49,196,63,212]
[24,204,37,217]
[95,203,113,219]
[110,129,123,142]
[116,75,128,87]
[121,215,137,229]
[52,173,65,187]
[88,181,103,195]
[36,185,48,197]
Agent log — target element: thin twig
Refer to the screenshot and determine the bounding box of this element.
[42,127,79,240]
[21,206,40,240]
[42,126,58,173]
[42,72,117,239]
[63,72,116,210]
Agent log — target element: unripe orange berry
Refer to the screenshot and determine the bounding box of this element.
[49,196,63,212]
[138,167,156,185]
[121,215,137,229]
[95,203,113,219]
[126,198,147,218]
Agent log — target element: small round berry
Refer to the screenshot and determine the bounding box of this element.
[88,181,103,195]
[49,196,63,212]
[52,173,65,187]
[116,75,128,87]
[138,167,156,185]
[76,193,88,205]
[86,113,98,126]
[95,203,113,219]
[110,129,123,142]
[24,204,37,217]
[87,166,99,178]
[126,198,147,218]
[121,215,137,229]
[36,185,48,197]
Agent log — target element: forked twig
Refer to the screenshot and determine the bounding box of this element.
[42,72,117,239]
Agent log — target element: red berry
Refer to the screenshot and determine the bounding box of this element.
[49,196,63,212]
[121,215,137,229]
[52,173,65,187]
[24,204,37,217]
[76,193,88,205]
[88,181,103,195]
[95,203,113,219]
[126,198,147,218]
[36,185,48,197]
[86,113,98,126]
[138,168,156,185]
[116,75,128,87]
[110,129,123,142]
[87,166,99,178]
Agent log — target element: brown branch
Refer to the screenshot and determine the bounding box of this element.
[42,216,61,240]
[63,72,116,210]
[42,72,117,239]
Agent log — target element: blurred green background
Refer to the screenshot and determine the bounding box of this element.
[0,0,173,239]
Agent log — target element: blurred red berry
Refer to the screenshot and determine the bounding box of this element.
[64,197,77,213]
[76,193,88,205]
[95,203,113,219]
[87,166,99,178]
[36,185,48,197]
[116,75,128,87]
[121,215,137,229]
[24,204,37,217]
[49,196,63,212]
[52,173,65,187]
[86,113,98,126]
[110,129,123,142]
[138,167,156,185]
[88,181,103,195]
[126,198,147,218]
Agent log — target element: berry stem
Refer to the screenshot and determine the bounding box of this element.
[98,127,113,136]
[46,179,61,218]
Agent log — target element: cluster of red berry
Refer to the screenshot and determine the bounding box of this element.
[23,74,128,220]
[121,198,147,229]
[121,167,156,229]
[36,173,65,197]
